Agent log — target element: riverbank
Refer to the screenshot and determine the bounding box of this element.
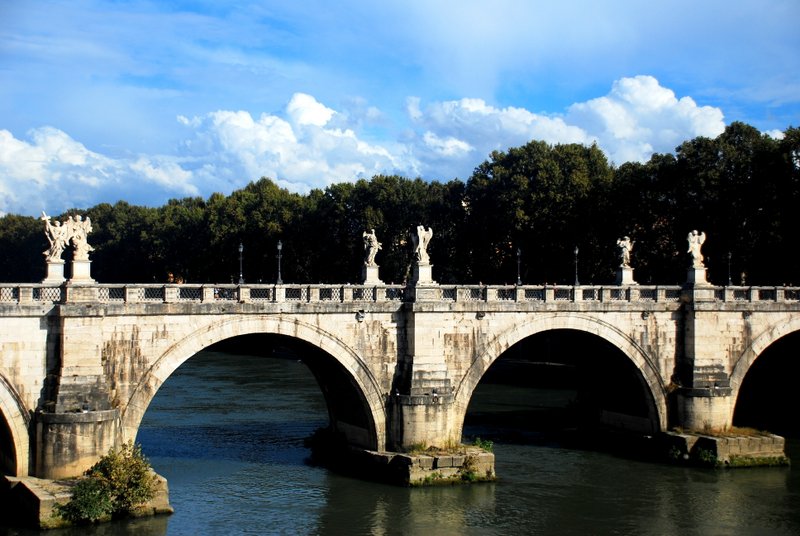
[0,471,173,530]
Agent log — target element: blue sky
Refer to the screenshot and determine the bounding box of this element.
[1,0,798,216]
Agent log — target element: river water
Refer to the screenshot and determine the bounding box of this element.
[3,349,799,535]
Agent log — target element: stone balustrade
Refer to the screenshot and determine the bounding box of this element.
[1,282,799,305]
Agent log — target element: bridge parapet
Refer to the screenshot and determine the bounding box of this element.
[3,282,800,306]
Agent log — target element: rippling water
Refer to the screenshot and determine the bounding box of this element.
[3,350,798,535]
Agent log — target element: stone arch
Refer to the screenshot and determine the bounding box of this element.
[730,315,800,399]
[453,313,667,436]
[0,374,30,476]
[120,315,386,451]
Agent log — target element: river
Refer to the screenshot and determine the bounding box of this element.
[3,349,798,535]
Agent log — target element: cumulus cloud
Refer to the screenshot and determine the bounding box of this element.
[0,127,197,215]
[179,93,416,191]
[405,75,726,175]
[286,93,336,127]
[567,75,726,163]
[0,77,730,215]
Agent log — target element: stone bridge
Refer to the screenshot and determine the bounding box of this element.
[1,279,799,478]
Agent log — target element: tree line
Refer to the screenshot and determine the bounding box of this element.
[1,122,798,286]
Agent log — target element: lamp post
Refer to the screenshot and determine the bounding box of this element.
[727,251,732,286]
[276,240,283,285]
[516,247,522,286]
[573,246,580,286]
[238,242,244,284]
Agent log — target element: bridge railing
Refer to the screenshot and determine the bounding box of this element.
[434,285,686,303]
[2,283,799,305]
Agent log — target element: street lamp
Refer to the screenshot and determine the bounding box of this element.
[573,246,580,286]
[516,247,522,285]
[727,251,732,286]
[238,242,244,284]
[276,240,283,285]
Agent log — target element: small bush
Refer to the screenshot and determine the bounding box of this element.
[57,441,157,524]
[694,447,718,467]
[56,477,114,523]
[473,437,494,452]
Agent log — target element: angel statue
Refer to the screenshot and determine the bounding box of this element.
[69,214,95,261]
[411,225,433,265]
[41,212,69,261]
[363,228,382,266]
[687,230,706,268]
[616,236,634,267]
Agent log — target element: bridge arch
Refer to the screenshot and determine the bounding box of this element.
[453,313,667,437]
[0,374,30,476]
[120,315,387,451]
[730,315,800,402]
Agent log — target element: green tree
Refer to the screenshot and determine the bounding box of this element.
[0,214,43,282]
[465,141,613,284]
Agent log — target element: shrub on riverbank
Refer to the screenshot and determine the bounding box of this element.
[56,441,157,524]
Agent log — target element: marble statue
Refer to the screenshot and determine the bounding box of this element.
[41,212,69,261]
[42,212,95,262]
[687,230,706,268]
[363,228,382,266]
[69,215,94,261]
[616,236,633,267]
[412,225,433,265]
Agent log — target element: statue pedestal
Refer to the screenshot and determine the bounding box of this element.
[362,264,383,285]
[411,264,435,285]
[70,259,95,283]
[42,260,66,284]
[686,267,709,286]
[615,266,637,285]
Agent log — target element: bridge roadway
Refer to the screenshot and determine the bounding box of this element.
[1,280,799,478]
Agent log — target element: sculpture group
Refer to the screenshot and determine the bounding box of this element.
[42,212,94,262]
[41,212,95,283]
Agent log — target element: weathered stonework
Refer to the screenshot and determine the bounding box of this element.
[660,431,788,467]
[0,281,798,481]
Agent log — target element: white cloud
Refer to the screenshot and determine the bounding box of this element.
[0,127,199,215]
[180,96,416,192]
[422,132,472,157]
[130,157,198,196]
[286,93,335,127]
[0,76,732,215]
[405,75,726,175]
[406,95,593,178]
[567,75,725,162]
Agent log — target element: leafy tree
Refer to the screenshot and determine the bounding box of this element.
[465,141,613,284]
[84,202,163,282]
[0,214,43,282]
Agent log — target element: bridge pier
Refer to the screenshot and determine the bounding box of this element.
[674,390,733,432]
[391,300,463,449]
[34,409,119,479]
[677,281,735,432]
[391,393,459,449]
